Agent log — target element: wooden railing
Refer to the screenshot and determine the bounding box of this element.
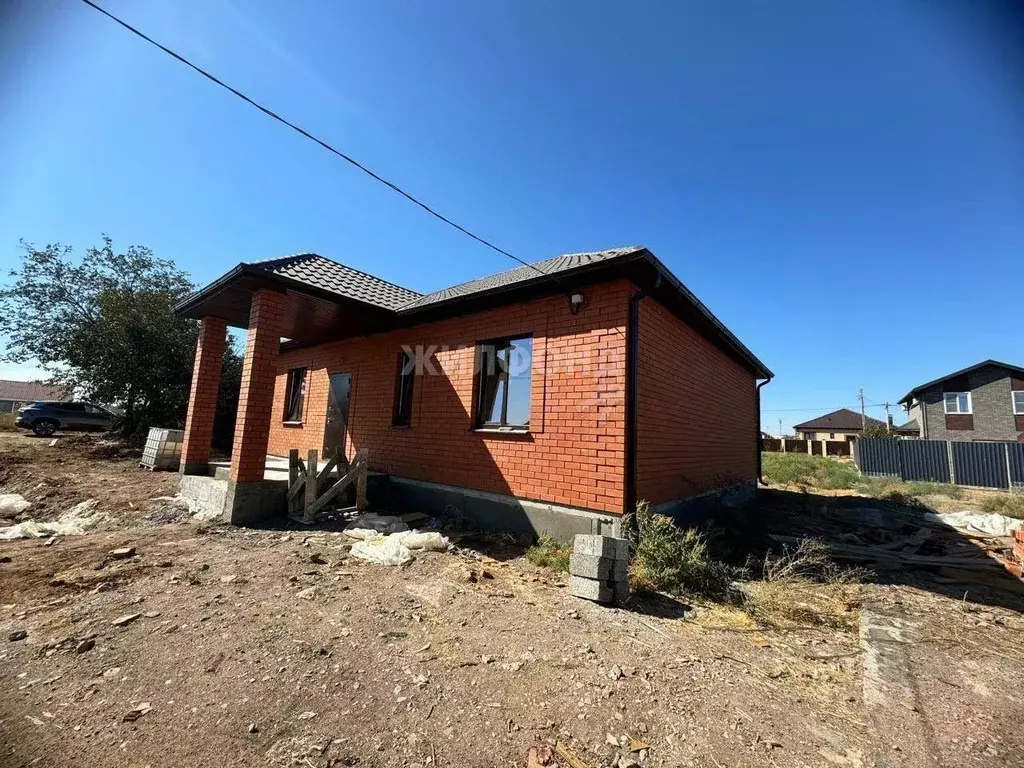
[287,447,368,524]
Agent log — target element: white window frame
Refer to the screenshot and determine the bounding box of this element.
[943,391,972,415]
[1013,390,1024,415]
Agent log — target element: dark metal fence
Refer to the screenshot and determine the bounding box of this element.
[855,438,1024,490]
[1010,443,1024,487]
[900,440,951,483]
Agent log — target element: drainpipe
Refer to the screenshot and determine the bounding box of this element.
[623,284,653,516]
[756,378,773,485]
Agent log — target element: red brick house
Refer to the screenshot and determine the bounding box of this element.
[175,247,771,533]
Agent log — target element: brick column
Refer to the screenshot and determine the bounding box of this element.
[180,316,227,475]
[230,289,286,483]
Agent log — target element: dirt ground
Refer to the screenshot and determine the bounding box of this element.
[1,432,1023,768]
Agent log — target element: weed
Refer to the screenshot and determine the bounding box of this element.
[980,493,1024,519]
[0,413,15,431]
[745,538,867,630]
[902,482,964,500]
[623,502,735,599]
[761,453,860,490]
[526,537,571,572]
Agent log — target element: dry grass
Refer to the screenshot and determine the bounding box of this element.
[979,492,1024,519]
[744,539,867,631]
[0,413,16,431]
[525,536,571,572]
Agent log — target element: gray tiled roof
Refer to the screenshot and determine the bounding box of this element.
[246,247,644,313]
[397,246,644,311]
[249,253,422,310]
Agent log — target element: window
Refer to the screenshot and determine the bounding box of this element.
[283,368,307,422]
[1013,391,1024,415]
[475,336,532,429]
[943,392,971,414]
[392,350,416,427]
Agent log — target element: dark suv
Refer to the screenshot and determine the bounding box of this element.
[15,401,116,436]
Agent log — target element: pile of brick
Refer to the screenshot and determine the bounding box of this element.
[569,534,630,605]
[1011,528,1024,580]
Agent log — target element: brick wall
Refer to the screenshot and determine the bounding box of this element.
[918,364,1020,442]
[266,281,631,514]
[635,296,757,506]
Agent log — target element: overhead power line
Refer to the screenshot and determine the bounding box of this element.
[78,0,552,283]
[762,404,890,413]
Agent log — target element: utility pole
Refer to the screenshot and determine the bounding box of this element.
[778,418,783,438]
[859,388,867,428]
[884,401,892,432]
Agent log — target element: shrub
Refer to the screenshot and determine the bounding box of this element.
[623,502,735,599]
[526,537,571,572]
[0,413,15,431]
[980,493,1024,519]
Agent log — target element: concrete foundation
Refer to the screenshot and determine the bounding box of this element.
[179,472,286,526]
[653,480,757,526]
[223,479,287,525]
[387,476,621,541]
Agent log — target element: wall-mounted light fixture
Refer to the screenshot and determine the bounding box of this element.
[569,292,585,315]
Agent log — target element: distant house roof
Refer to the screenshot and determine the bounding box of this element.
[793,408,886,432]
[176,246,772,378]
[898,359,1024,405]
[0,380,68,403]
[896,418,919,434]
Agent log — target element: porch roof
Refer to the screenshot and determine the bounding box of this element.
[174,247,773,378]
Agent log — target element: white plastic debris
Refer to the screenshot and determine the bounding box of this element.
[928,511,1022,538]
[349,530,451,566]
[0,499,103,540]
[0,494,31,519]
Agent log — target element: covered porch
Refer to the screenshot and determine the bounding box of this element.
[173,254,405,523]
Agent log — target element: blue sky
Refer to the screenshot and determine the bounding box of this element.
[1,0,1022,433]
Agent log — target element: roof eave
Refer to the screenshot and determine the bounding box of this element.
[173,263,402,320]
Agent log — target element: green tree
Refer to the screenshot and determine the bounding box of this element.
[0,237,241,441]
[861,423,898,440]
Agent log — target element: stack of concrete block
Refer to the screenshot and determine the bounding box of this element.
[569,534,630,605]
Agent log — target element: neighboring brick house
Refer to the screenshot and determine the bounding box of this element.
[0,380,69,413]
[174,247,771,531]
[898,360,1024,442]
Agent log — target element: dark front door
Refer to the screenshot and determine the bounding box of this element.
[323,373,351,459]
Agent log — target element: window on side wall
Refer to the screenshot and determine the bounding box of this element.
[475,336,532,429]
[1013,390,1024,415]
[392,349,416,427]
[283,368,307,422]
[943,391,971,415]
